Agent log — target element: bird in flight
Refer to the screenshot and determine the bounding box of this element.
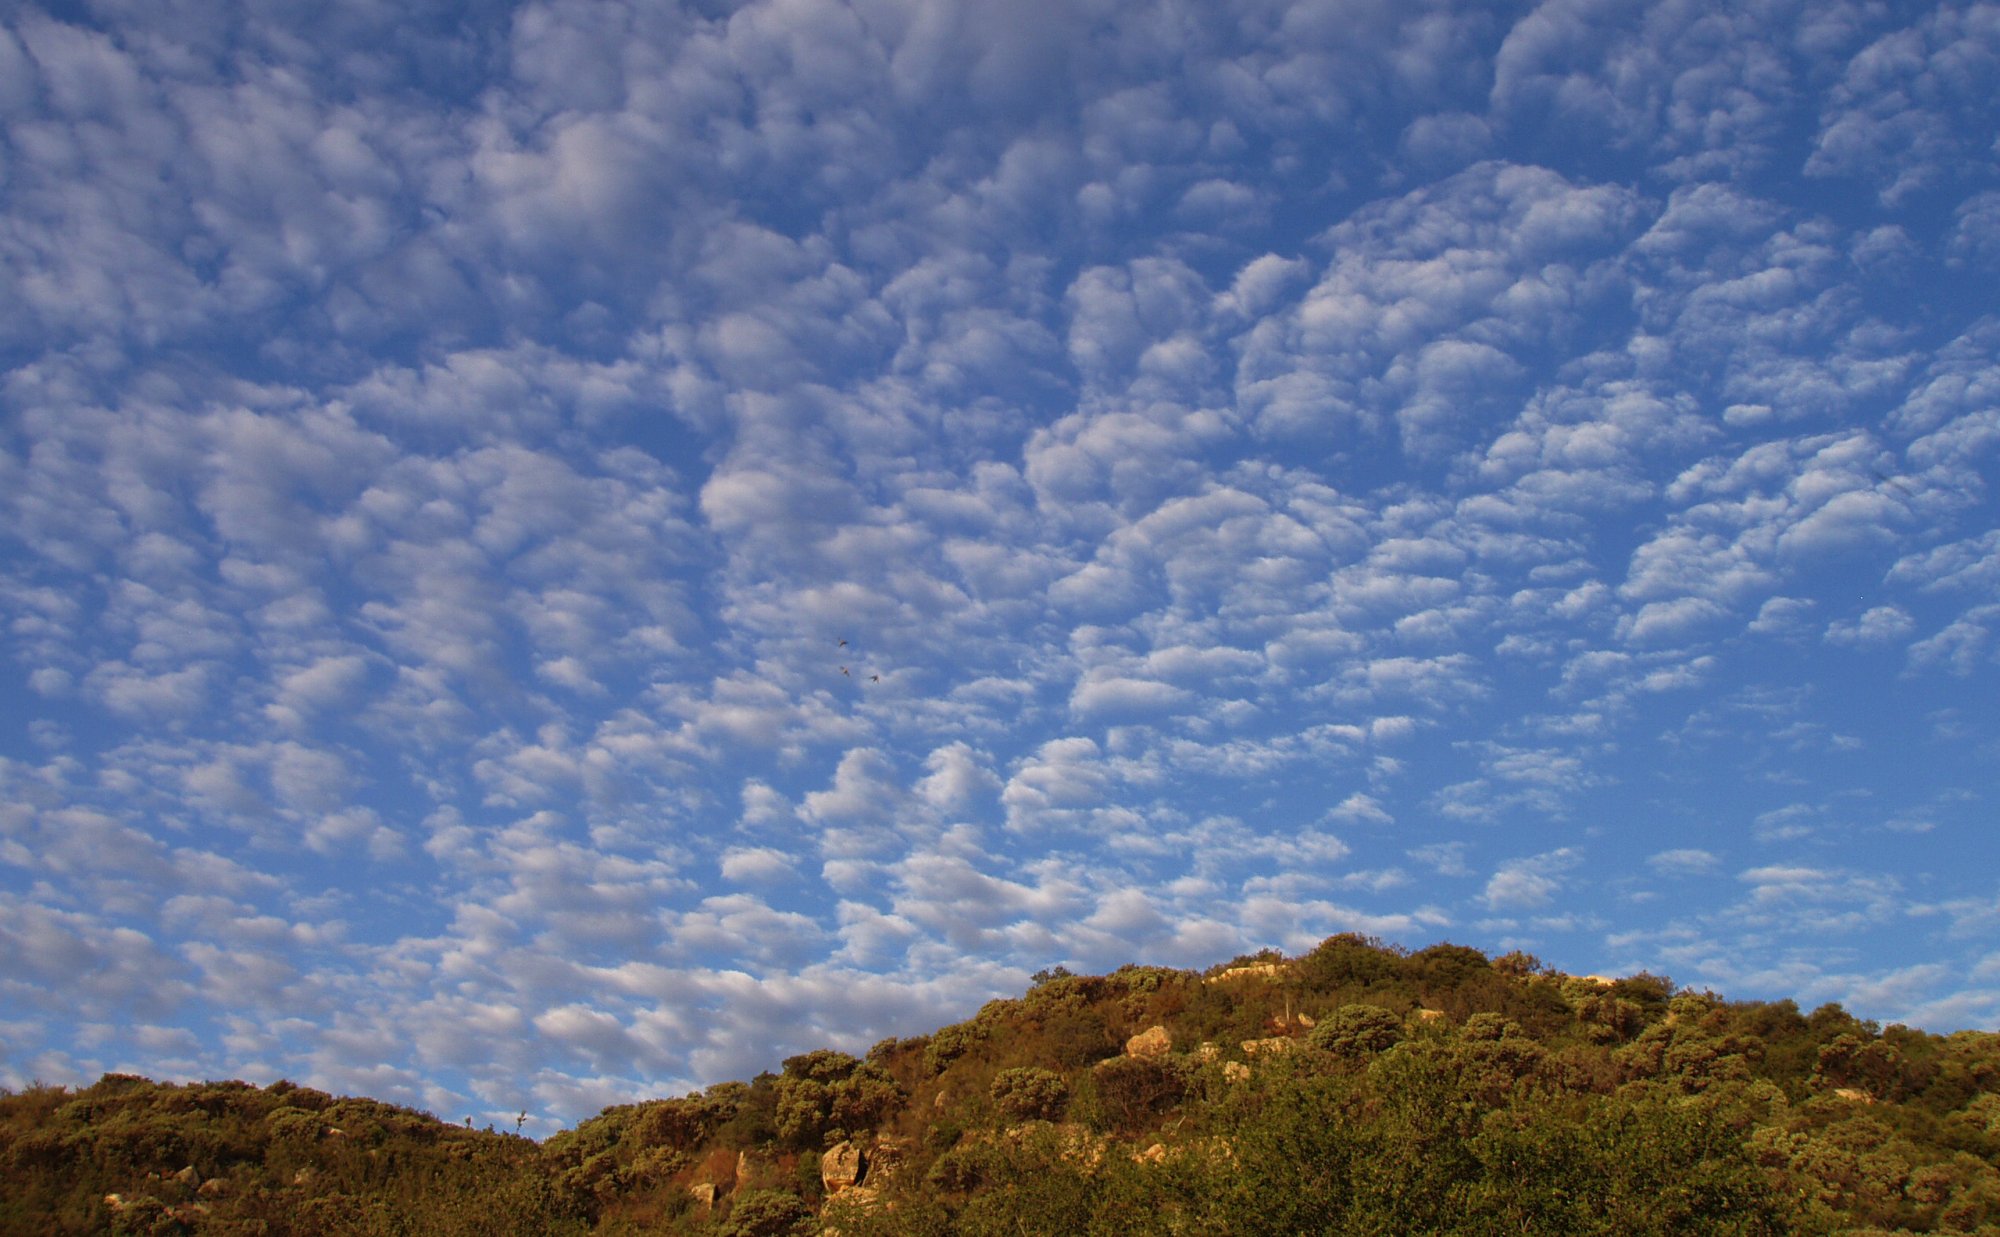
[869,675,879,683]
[837,638,848,647]
[840,666,850,676]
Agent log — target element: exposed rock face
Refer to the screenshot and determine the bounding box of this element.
[1241,1036,1294,1056]
[1223,1061,1251,1083]
[821,1140,867,1194]
[1208,963,1289,983]
[1125,1025,1172,1059]
[688,1182,718,1210]
[1194,1042,1220,1062]
[1133,1143,1168,1164]
[1415,1008,1446,1021]
[868,1136,911,1185]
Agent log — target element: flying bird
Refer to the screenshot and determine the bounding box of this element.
[840,666,850,676]
[869,675,879,683]
[837,638,848,647]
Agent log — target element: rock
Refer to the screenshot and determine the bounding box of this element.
[197,1178,228,1198]
[1133,1143,1168,1164]
[821,1140,867,1194]
[1223,1062,1251,1083]
[1415,1008,1446,1022]
[172,1165,202,1189]
[1832,1087,1876,1104]
[1241,1036,1294,1056]
[868,1136,912,1185]
[103,1194,128,1213]
[1125,1025,1172,1059]
[1194,1042,1219,1062]
[688,1182,718,1209]
[1207,963,1289,983]
[1055,1123,1106,1171]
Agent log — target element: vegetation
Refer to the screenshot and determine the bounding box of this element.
[6,937,1999,1234]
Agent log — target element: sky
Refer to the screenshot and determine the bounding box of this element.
[1,0,1998,1133]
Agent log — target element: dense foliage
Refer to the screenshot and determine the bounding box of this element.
[6,937,1999,1234]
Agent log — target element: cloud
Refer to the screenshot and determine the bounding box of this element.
[1481,849,1581,912]
[4,0,2000,1128]
[1825,605,1916,646]
[1647,848,1719,877]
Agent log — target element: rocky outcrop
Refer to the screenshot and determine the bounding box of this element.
[688,1182,718,1210]
[1208,963,1289,983]
[736,1147,775,1187]
[868,1136,911,1185]
[821,1140,867,1194]
[1125,1025,1172,1059]
[1241,1036,1294,1056]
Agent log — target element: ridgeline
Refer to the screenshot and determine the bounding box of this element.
[6,936,1998,1235]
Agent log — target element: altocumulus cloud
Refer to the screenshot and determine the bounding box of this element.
[3,0,2000,1132]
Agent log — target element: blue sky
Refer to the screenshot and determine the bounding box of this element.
[2,0,1997,1132]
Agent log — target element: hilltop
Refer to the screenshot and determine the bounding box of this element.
[4,936,1998,1235]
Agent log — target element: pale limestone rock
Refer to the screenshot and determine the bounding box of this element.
[1241,1036,1294,1056]
[689,1182,718,1209]
[821,1140,867,1194]
[1207,963,1289,983]
[1125,1025,1172,1059]
[1223,1062,1251,1083]
[868,1136,911,1184]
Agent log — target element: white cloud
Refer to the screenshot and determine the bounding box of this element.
[1481,848,1581,911]
[1647,848,1719,877]
[4,0,1999,1129]
[1825,605,1916,646]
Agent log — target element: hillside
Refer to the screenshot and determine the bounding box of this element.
[5,936,1998,1235]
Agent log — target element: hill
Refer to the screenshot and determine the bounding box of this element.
[4,936,1998,1235]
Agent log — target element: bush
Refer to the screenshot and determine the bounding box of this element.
[719,1188,812,1237]
[1089,1058,1185,1133]
[990,1068,1069,1124]
[1308,1005,1404,1060]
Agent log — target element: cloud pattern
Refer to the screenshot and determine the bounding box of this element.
[2,0,1998,1130]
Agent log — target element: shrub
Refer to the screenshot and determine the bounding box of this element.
[1307,1005,1403,1060]
[1089,1057,1185,1133]
[990,1068,1069,1124]
[719,1188,813,1237]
